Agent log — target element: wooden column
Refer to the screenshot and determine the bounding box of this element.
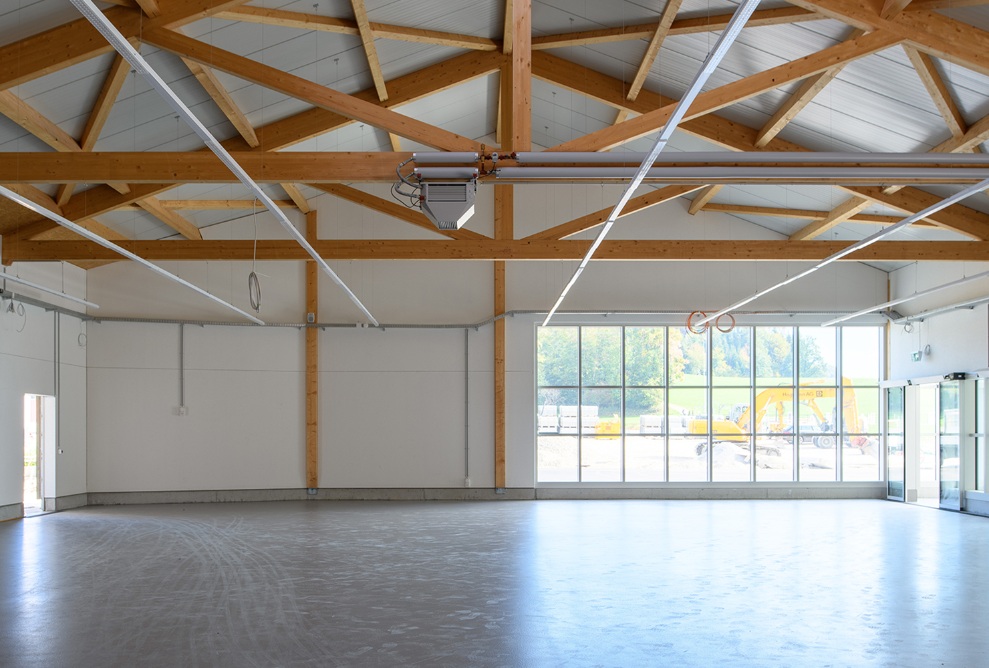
[494,0,529,489]
[494,185,513,489]
[305,210,319,490]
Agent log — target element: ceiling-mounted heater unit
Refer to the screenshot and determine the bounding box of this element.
[420,182,476,230]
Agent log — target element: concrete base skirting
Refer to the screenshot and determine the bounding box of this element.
[46,493,88,511]
[965,491,989,518]
[535,483,887,500]
[0,502,23,522]
[86,485,886,505]
[87,488,537,505]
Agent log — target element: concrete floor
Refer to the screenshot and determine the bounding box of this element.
[1,500,987,667]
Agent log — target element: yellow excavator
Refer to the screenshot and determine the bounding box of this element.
[689,382,870,450]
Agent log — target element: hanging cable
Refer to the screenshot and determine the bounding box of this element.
[248,199,262,313]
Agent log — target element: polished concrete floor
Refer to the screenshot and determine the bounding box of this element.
[1,499,987,667]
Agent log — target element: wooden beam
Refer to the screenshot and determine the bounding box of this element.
[216,6,500,50]
[931,112,989,154]
[389,134,402,152]
[526,184,702,240]
[369,24,499,51]
[754,29,865,148]
[135,199,296,210]
[0,152,410,184]
[178,35,259,148]
[532,51,989,240]
[553,30,901,152]
[134,0,162,18]
[0,90,82,152]
[56,54,132,207]
[504,0,531,152]
[351,0,389,102]
[701,202,930,226]
[626,0,684,102]
[881,0,914,19]
[494,184,512,489]
[0,0,249,91]
[904,46,968,139]
[305,210,319,490]
[143,28,482,151]
[787,0,989,77]
[846,185,989,240]
[240,50,503,152]
[312,184,487,240]
[280,183,311,214]
[503,0,514,55]
[136,197,203,240]
[788,196,872,240]
[531,7,821,49]
[687,185,723,215]
[11,239,989,263]
[17,51,503,241]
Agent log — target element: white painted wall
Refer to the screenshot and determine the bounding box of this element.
[77,187,897,492]
[0,263,88,511]
[888,262,989,380]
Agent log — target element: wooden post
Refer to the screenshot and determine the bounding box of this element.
[493,0,528,489]
[494,185,514,489]
[305,210,319,490]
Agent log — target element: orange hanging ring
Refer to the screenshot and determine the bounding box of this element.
[686,311,708,334]
[715,313,736,333]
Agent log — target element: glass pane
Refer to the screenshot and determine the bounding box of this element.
[887,386,904,434]
[841,327,880,385]
[581,327,621,387]
[940,382,960,432]
[670,388,707,436]
[538,388,576,435]
[940,382,960,506]
[887,387,905,498]
[712,327,751,386]
[537,435,578,482]
[754,387,794,435]
[798,389,838,440]
[712,387,752,435]
[581,437,622,482]
[799,437,836,481]
[669,327,707,386]
[668,435,708,481]
[712,438,751,481]
[846,387,879,434]
[844,435,880,481]
[625,436,665,482]
[582,388,621,436]
[756,435,794,481]
[624,388,666,435]
[887,433,905,498]
[978,379,985,492]
[625,327,665,387]
[756,326,793,385]
[799,327,837,386]
[537,327,578,387]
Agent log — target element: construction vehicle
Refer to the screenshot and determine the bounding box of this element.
[688,381,871,450]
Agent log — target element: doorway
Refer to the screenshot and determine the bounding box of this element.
[23,394,53,517]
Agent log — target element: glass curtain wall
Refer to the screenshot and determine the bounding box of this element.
[537,325,884,484]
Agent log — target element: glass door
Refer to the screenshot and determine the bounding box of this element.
[939,381,961,510]
[886,386,905,501]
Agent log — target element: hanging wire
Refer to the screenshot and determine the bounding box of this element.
[248,198,262,313]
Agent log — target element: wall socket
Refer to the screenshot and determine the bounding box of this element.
[172,406,189,416]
